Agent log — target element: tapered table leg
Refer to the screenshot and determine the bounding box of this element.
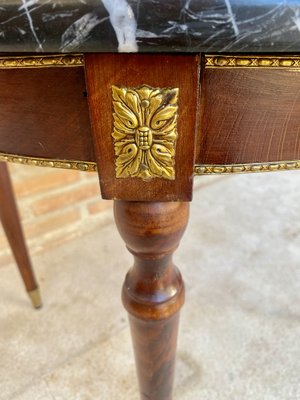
[0,162,42,308]
[114,200,189,400]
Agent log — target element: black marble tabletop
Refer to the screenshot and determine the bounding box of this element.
[1,1,300,53]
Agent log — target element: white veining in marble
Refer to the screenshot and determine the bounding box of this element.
[19,0,44,51]
[292,8,300,32]
[224,0,239,36]
[102,0,138,52]
[61,13,108,51]
[1,0,300,52]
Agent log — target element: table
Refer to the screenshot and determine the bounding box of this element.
[1,1,300,399]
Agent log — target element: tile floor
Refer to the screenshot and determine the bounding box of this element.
[1,173,300,399]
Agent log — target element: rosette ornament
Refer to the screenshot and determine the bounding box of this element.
[112,85,179,180]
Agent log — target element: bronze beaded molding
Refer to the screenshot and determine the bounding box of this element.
[0,54,84,68]
[2,54,298,69]
[1,54,300,175]
[0,152,97,172]
[205,55,300,69]
[194,161,300,175]
[2,152,300,176]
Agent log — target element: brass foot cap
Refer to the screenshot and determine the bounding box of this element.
[28,288,42,309]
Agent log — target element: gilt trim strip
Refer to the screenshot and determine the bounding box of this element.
[194,161,300,175]
[1,151,299,176]
[0,54,84,69]
[0,152,96,172]
[205,55,300,69]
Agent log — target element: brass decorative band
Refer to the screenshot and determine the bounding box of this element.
[2,54,298,70]
[1,151,300,177]
[205,55,300,69]
[194,161,300,175]
[0,54,84,69]
[0,152,97,172]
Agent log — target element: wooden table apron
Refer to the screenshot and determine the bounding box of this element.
[1,53,300,176]
[1,52,300,400]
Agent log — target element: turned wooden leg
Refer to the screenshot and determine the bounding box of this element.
[114,201,189,400]
[0,162,42,308]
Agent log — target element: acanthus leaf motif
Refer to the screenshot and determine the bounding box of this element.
[112,85,179,180]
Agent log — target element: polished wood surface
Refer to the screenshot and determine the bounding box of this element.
[197,67,300,165]
[114,201,188,400]
[0,67,94,162]
[85,54,200,201]
[1,55,300,173]
[0,162,41,307]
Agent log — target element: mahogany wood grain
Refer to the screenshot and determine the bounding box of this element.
[0,162,39,295]
[1,57,300,172]
[114,200,189,400]
[0,67,95,162]
[197,67,300,165]
[85,53,200,202]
